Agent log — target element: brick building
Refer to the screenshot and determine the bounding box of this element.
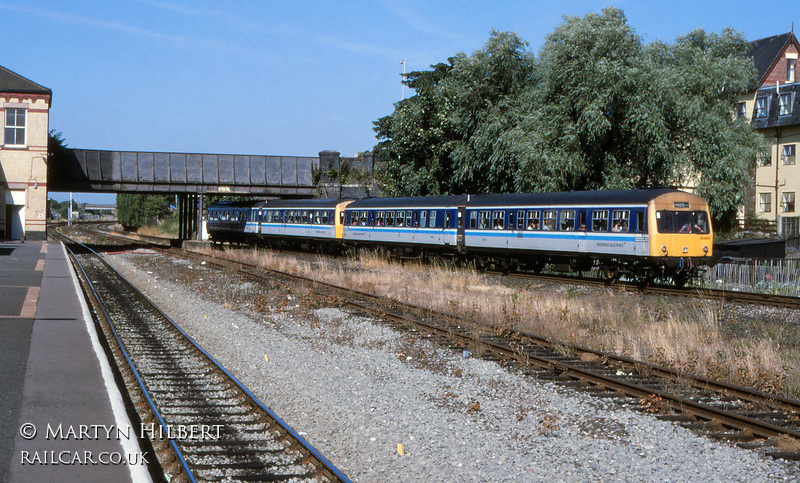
[740,31,800,236]
[0,66,51,240]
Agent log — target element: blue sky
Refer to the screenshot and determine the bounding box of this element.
[6,0,795,203]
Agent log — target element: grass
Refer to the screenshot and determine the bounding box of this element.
[195,246,800,400]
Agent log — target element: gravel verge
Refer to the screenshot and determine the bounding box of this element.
[103,251,799,482]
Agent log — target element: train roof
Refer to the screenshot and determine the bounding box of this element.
[209,198,347,209]
[343,189,696,209]
[466,188,689,207]
[258,198,349,209]
[346,195,468,209]
[207,200,263,209]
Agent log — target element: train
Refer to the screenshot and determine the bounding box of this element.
[206,188,714,286]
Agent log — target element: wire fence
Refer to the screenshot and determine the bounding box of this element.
[703,258,800,296]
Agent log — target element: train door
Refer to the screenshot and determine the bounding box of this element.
[456,206,466,252]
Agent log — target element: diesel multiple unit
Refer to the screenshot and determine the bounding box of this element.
[207,188,714,285]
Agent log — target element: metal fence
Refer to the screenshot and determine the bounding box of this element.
[704,258,800,296]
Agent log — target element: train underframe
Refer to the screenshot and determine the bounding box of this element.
[208,232,710,287]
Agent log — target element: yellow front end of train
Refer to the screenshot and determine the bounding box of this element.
[647,191,713,270]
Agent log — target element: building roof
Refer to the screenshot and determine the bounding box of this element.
[747,32,797,88]
[0,65,52,96]
[750,82,800,129]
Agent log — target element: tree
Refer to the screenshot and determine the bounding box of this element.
[374,30,536,195]
[372,8,764,228]
[117,193,146,230]
[513,8,763,228]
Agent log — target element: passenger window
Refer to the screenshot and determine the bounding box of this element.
[612,210,629,232]
[636,211,644,232]
[516,210,524,230]
[478,211,491,230]
[376,211,384,226]
[470,211,477,229]
[406,211,413,227]
[592,210,608,231]
[526,210,540,230]
[543,211,556,230]
[493,211,504,229]
[387,211,395,226]
[559,210,575,231]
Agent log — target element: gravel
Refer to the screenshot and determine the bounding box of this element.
[103,251,799,482]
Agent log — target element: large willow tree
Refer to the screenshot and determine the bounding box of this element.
[372,7,763,229]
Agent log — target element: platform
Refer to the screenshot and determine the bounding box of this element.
[0,240,150,482]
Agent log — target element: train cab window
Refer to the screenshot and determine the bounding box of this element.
[493,211,505,229]
[656,210,708,234]
[430,211,437,228]
[592,210,608,231]
[559,210,575,231]
[612,210,629,232]
[692,211,710,234]
[420,211,427,228]
[478,211,491,230]
[526,211,541,230]
[339,211,345,225]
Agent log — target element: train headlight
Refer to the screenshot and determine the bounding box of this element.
[703,246,709,254]
[661,245,667,253]
[683,247,688,253]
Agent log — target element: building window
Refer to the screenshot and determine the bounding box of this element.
[758,150,772,167]
[781,192,796,213]
[789,58,796,83]
[784,217,799,237]
[4,108,25,146]
[760,193,771,213]
[755,97,769,118]
[782,144,796,165]
[779,93,793,116]
[736,102,747,119]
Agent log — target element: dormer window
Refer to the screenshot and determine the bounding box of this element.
[736,102,747,119]
[755,97,769,118]
[779,93,793,116]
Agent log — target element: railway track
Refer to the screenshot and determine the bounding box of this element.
[150,245,800,461]
[88,222,800,310]
[501,271,800,310]
[69,226,800,459]
[55,231,350,482]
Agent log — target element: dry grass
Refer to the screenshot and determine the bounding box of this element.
[195,246,800,399]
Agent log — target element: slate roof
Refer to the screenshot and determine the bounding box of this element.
[750,82,800,130]
[0,65,51,95]
[747,32,794,87]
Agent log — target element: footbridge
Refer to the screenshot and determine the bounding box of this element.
[48,149,373,240]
